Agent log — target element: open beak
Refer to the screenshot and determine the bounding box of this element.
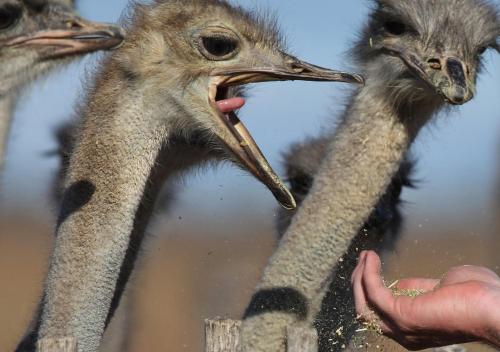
[382,43,474,105]
[208,56,363,210]
[4,17,124,59]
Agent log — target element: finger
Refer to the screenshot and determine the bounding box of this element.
[351,250,368,284]
[361,251,399,316]
[358,252,399,334]
[352,252,368,316]
[442,265,500,287]
[396,278,440,291]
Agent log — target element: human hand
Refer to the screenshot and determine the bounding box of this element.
[351,250,500,350]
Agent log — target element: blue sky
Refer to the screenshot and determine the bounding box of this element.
[1,0,500,234]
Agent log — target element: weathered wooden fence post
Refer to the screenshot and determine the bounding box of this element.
[286,325,318,352]
[204,319,320,352]
[205,318,241,352]
[37,337,77,352]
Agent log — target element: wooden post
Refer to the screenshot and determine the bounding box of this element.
[205,318,241,352]
[203,319,319,352]
[37,337,77,352]
[286,326,318,352]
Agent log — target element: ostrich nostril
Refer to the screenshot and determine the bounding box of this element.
[66,20,83,30]
[427,58,442,70]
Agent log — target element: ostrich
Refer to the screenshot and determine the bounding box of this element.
[16,1,363,351]
[0,0,124,172]
[278,135,414,350]
[240,0,500,351]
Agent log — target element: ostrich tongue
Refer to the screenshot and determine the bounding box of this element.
[216,97,246,113]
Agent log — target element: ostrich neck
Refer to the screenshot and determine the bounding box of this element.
[259,83,438,312]
[0,94,16,173]
[38,67,178,352]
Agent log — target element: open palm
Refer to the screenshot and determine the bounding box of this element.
[351,251,500,350]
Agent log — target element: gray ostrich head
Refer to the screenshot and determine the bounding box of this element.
[0,0,124,95]
[354,0,499,108]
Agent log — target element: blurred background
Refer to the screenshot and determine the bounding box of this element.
[1,0,499,351]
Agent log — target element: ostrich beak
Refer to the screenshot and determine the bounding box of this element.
[211,54,364,85]
[4,17,124,59]
[383,43,474,105]
[208,56,363,210]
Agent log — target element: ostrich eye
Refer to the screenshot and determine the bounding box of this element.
[25,0,47,12]
[0,4,22,31]
[384,21,406,35]
[199,34,239,60]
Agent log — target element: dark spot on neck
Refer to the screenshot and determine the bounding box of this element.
[57,180,96,227]
[244,287,309,320]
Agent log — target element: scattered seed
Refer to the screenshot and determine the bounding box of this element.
[387,280,399,289]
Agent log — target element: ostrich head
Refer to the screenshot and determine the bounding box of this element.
[0,0,124,95]
[355,0,499,108]
[113,0,363,209]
